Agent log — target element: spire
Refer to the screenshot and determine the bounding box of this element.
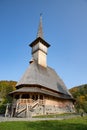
[37,14,43,39]
[30,15,50,67]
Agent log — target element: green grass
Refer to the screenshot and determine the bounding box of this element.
[0,116,87,130]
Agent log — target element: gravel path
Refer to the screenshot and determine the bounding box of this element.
[0,115,81,122]
[0,117,62,122]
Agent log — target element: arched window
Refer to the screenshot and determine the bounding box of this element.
[32,95,35,100]
[40,95,43,100]
[36,95,38,100]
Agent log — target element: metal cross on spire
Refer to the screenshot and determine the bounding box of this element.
[37,14,43,39]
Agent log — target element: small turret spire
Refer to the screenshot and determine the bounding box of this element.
[37,14,43,39]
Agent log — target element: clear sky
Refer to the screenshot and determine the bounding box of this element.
[0,0,87,89]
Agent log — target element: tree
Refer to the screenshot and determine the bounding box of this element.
[0,80,17,114]
[69,84,87,113]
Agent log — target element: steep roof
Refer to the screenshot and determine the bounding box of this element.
[37,14,43,39]
[16,60,71,96]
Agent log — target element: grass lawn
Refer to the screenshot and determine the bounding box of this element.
[0,116,87,130]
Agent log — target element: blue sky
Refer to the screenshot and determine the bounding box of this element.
[0,0,87,89]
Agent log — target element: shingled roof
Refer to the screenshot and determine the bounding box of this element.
[16,60,71,96]
[9,86,73,99]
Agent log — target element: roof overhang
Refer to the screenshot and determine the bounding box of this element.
[9,86,74,101]
[29,37,50,48]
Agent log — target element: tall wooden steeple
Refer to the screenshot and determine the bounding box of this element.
[29,15,50,67]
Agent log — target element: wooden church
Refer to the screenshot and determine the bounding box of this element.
[8,16,75,117]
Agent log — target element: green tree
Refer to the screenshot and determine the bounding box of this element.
[69,84,87,113]
[0,80,16,114]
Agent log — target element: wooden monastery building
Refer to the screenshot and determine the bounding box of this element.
[8,16,75,117]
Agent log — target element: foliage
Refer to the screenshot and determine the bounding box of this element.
[0,80,16,114]
[0,116,87,130]
[69,84,87,113]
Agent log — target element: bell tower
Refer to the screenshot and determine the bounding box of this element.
[29,15,50,67]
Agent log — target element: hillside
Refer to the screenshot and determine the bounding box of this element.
[0,80,17,113]
[69,84,87,113]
